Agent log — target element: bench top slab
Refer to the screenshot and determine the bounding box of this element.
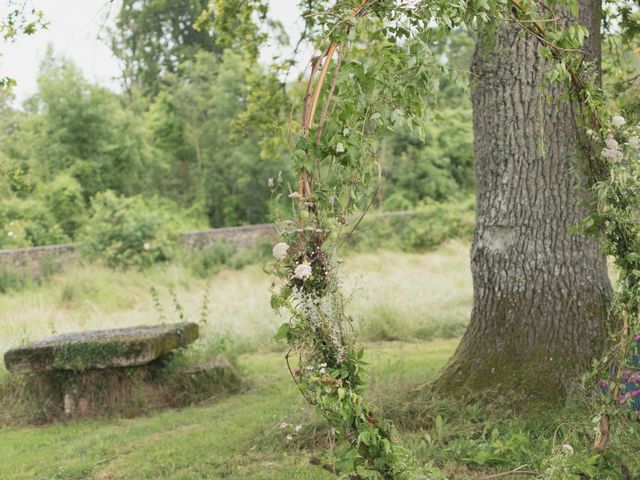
[4,323,199,373]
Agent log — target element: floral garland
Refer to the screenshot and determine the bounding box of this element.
[587,115,640,449]
[268,6,416,476]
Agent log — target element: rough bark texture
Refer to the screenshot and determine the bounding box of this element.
[437,1,612,402]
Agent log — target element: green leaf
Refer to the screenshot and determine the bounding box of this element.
[273,322,290,341]
[357,431,371,446]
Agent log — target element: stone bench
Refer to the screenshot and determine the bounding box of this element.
[2,323,227,418]
[4,323,199,373]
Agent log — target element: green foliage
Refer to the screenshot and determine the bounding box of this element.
[383,109,474,204]
[112,0,223,96]
[0,196,68,249]
[181,240,270,278]
[25,51,147,198]
[80,191,177,270]
[377,381,640,479]
[37,174,85,238]
[146,50,292,227]
[0,14,473,256]
[196,0,270,59]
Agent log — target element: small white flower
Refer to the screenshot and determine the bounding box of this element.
[293,262,312,280]
[272,242,289,261]
[7,231,14,237]
[279,422,288,430]
[612,115,626,127]
[602,147,623,163]
[285,434,293,442]
[561,444,574,455]
[319,367,326,375]
[267,177,274,188]
[319,362,327,368]
[143,242,151,251]
[288,191,300,199]
[605,134,618,150]
[294,424,302,433]
[336,142,345,153]
[629,136,640,150]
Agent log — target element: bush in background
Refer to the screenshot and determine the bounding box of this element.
[0,196,69,249]
[80,191,178,270]
[180,239,272,278]
[38,174,86,239]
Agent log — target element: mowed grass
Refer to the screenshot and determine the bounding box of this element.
[0,240,473,358]
[0,340,458,480]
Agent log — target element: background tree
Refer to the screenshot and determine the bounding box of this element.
[111,0,222,97]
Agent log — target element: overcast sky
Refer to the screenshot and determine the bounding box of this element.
[0,0,305,103]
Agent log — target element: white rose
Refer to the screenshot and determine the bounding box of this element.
[612,115,626,127]
[293,262,312,280]
[272,242,289,261]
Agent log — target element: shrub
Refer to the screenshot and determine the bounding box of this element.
[80,191,177,269]
[0,197,68,249]
[38,174,86,238]
[181,239,271,278]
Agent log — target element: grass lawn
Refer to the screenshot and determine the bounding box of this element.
[0,340,457,480]
[1,242,638,479]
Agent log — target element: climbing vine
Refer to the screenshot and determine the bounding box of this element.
[206,0,640,477]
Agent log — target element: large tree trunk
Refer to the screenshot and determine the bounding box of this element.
[437,0,612,402]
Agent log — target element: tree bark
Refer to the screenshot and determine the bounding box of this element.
[437,0,612,402]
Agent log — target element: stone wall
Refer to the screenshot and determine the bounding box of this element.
[178,223,277,250]
[0,213,415,279]
[0,243,78,278]
[0,224,278,278]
